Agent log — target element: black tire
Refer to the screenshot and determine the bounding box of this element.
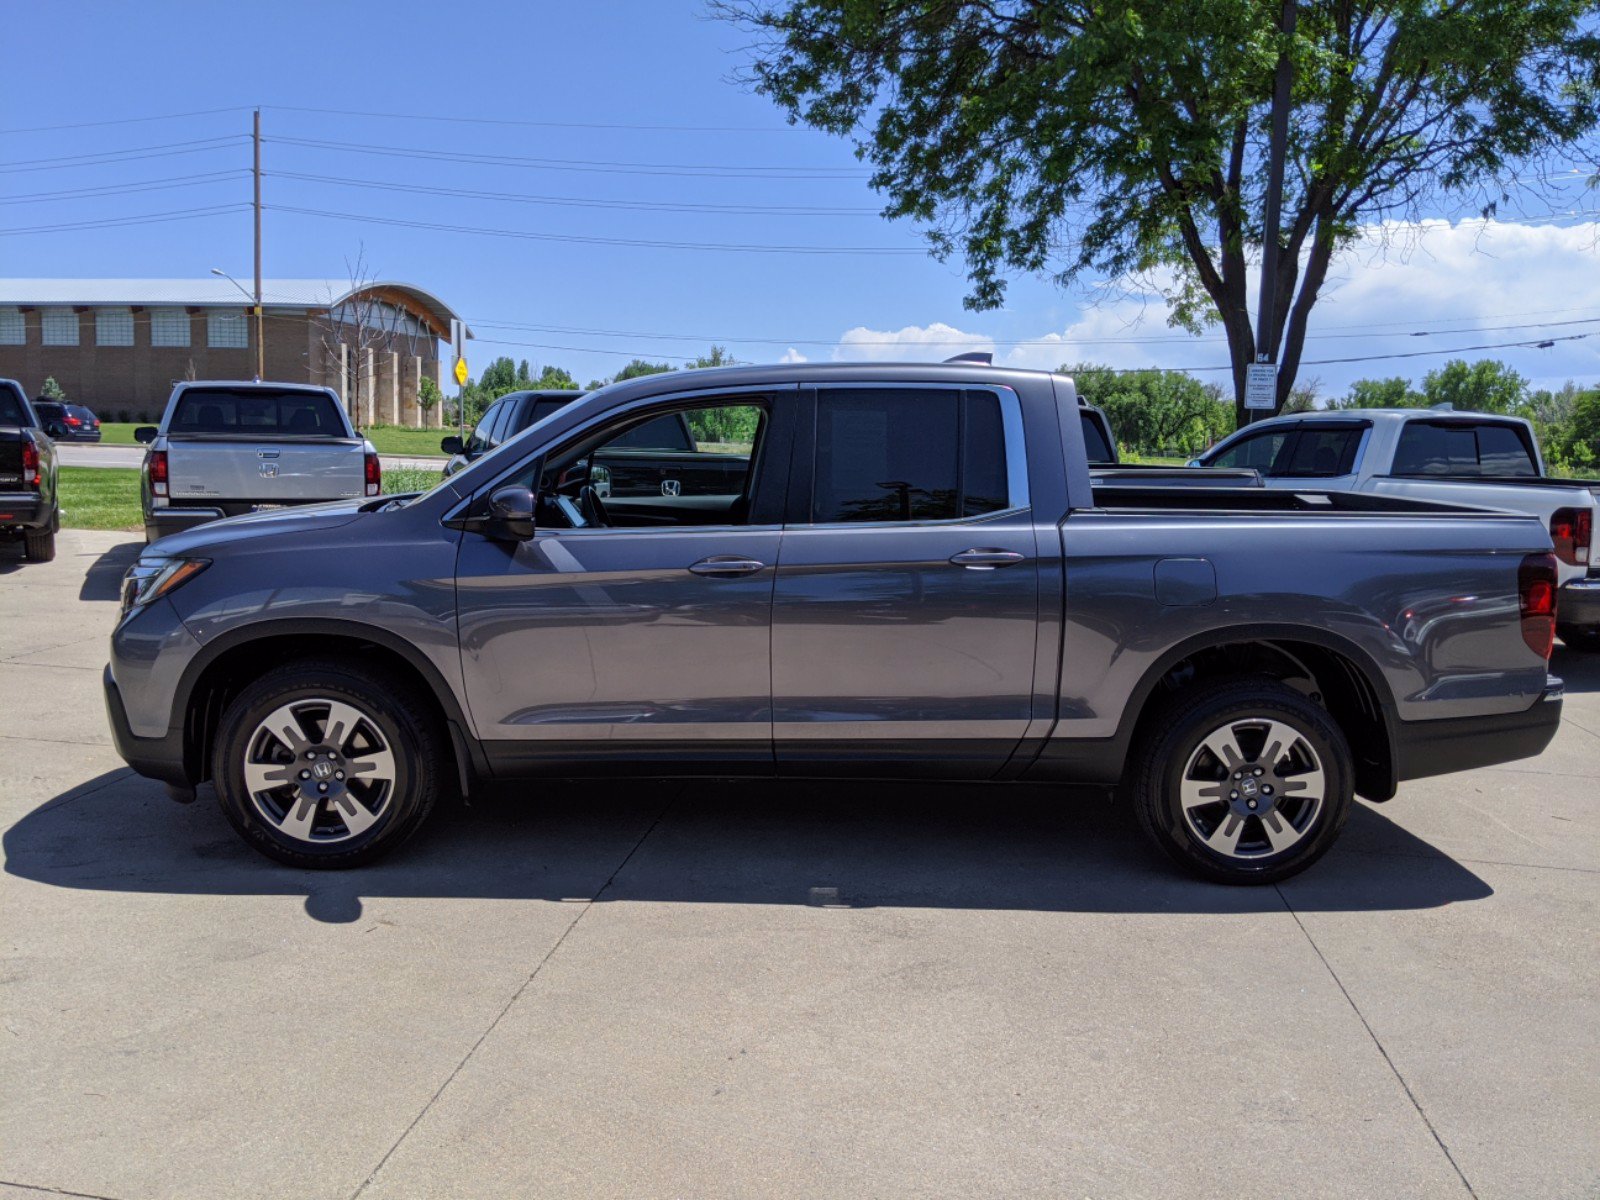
[1557,624,1600,653]
[211,659,446,868]
[23,524,56,562]
[1130,678,1353,885]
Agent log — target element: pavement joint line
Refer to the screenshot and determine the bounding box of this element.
[28,768,137,818]
[348,788,681,1200]
[1561,714,1600,740]
[0,733,111,749]
[0,1179,129,1200]
[1273,884,1479,1199]
[1345,846,1600,875]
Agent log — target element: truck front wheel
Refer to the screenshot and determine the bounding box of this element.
[1131,679,1354,885]
[211,660,445,868]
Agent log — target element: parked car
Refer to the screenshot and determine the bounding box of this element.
[105,363,1563,883]
[135,381,380,544]
[0,378,60,561]
[1192,408,1600,649]
[441,390,584,476]
[32,401,102,443]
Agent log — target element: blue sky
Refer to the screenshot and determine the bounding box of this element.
[3,0,1598,397]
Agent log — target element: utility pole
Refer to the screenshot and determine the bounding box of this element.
[1247,0,1296,424]
[252,108,264,381]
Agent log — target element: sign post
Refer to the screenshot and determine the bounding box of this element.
[1245,361,1278,416]
[449,319,466,441]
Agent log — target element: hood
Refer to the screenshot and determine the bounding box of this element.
[152,498,369,557]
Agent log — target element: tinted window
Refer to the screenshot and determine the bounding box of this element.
[1209,429,1290,472]
[33,402,65,420]
[0,387,26,425]
[813,388,1011,524]
[527,398,571,428]
[1080,411,1114,463]
[485,398,519,448]
[1277,425,1365,477]
[466,400,507,454]
[169,388,345,436]
[610,413,694,451]
[1392,421,1536,477]
[1476,425,1538,476]
[68,405,96,420]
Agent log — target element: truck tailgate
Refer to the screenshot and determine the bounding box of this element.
[167,438,367,503]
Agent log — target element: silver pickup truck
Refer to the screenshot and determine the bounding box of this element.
[105,362,1563,884]
[136,381,379,543]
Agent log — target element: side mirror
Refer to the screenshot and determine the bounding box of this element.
[440,435,464,455]
[134,426,158,444]
[485,485,536,542]
[46,421,67,437]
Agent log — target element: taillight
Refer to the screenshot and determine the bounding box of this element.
[149,449,169,497]
[65,416,81,426]
[364,450,381,497]
[21,439,40,488]
[1519,552,1558,660]
[1549,507,1592,567]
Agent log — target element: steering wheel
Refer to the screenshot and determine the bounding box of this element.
[578,484,611,528]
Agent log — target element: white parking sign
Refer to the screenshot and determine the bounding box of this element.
[1245,362,1278,410]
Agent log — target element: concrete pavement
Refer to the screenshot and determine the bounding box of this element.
[54,443,449,474]
[1,530,1596,1199]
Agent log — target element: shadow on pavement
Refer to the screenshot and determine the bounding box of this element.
[79,540,142,602]
[5,772,1492,924]
[1551,643,1600,694]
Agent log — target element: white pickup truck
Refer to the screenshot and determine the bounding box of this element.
[1194,407,1600,648]
[136,381,379,544]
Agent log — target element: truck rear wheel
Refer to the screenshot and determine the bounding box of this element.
[23,525,55,562]
[1130,678,1353,885]
[211,660,445,868]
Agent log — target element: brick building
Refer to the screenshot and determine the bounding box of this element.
[0,279,467,426]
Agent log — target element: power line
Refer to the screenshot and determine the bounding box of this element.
[0,204,249,236]
[0,136,247,173]
[0,170,249,205]
[0,106,251,136]
[264,135,870,179]
[263,103,806,135]
[266,170,882,216]
[266,203,925,254]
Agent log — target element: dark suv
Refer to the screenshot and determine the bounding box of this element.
[32,401,102,443]
[440,390,583,477]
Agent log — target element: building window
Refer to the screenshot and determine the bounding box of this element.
[207,309,249,349]
[96,307,134,346]
[40,308,80,346]
[150,309,190,347]
[0,308,23,346]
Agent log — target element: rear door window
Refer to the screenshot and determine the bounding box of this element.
[0,387,26,425]
[1392,421,1538,477]
[170,388,345,437]
[811,387,1014,523]
[466,400,507,454]
[1276,424,1366,477]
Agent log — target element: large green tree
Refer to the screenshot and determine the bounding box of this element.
[717,0,1600,424]
[1066,362,1233,454]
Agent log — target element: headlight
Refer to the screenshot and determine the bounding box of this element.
[120,557,210,616]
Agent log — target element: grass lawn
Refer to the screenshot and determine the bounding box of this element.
[57,464,443,533]
[99,423,451,459]
[58,467,143,531]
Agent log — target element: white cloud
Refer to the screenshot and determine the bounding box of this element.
[779,346,808,364]
[824,219,1600,397]
[832,322,994,363]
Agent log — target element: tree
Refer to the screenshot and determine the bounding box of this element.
[39,376,65,401]
[717,1,1600,424]
[417,375,443,417]
[1065,362,1233,455]
[612,359,676,382]
[1419,358,1528,414]
[1334,376,1423,409]
[459,357,581,420]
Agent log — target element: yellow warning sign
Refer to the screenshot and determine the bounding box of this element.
[453,357,469,386]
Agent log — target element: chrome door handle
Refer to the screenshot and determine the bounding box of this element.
[688,556,766,577]
[949,548,1026,569]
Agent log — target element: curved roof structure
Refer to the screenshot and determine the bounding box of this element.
[0,279,469,339]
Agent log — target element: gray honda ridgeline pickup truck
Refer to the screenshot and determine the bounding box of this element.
[104,363,1565,884]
